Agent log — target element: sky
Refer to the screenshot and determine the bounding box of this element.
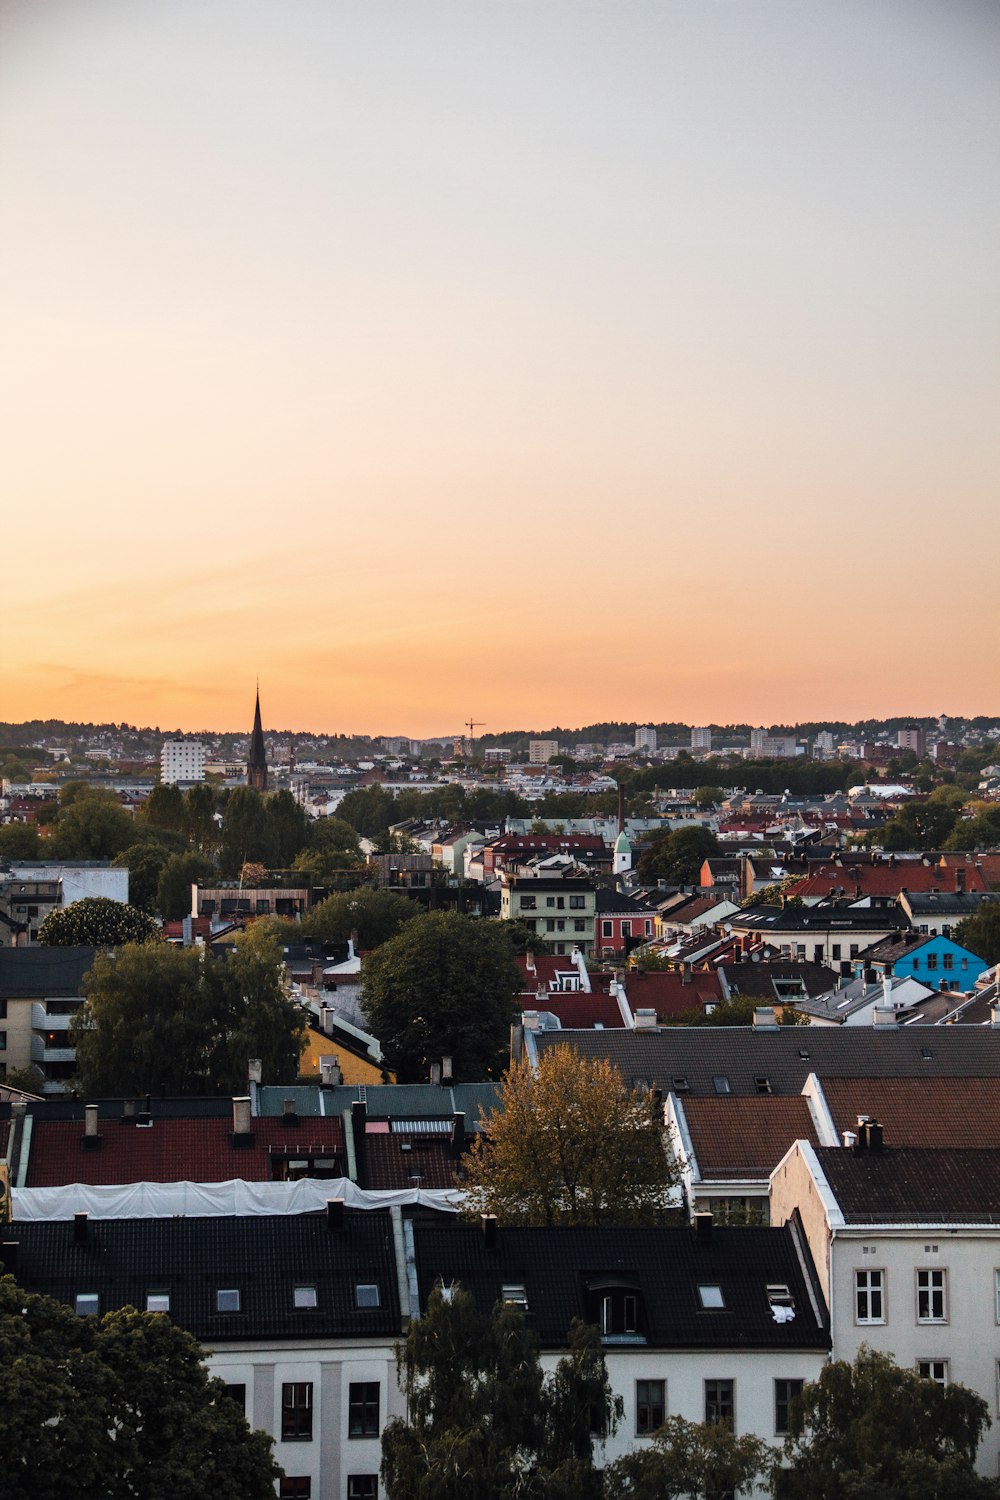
[1,1,997,737]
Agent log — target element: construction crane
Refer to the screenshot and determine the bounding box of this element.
[465,718,485,758]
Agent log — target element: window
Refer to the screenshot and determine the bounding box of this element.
[281,1382,313,1441]
[75,1293,99,1317]
[918,1360,948,1386]
[556,897,565,910]
[943,952,954,971]
[569,895,585,909]
[926,954,938,971]
[216,1288,241,1312]
[917,1269,947,1323]
[0,1032,6,1051]
[546,919,556,932]
[636,1379,666,1435]
[574,919,586,932]
[293,1285,317,1310]
[223,1383,246,1410]
[712,1076,731,1095]
[600,1292,638,1336]
[146,1291,170,1313]
[622,921,632,938]
[501,1283,528,1308]
[279,1480,311,1499]
[520,896,536,911]
[602,921,613,937]
[705,1379,734,1427]
[774,1379,804,1435]
[349,1381,380,1437]
[347,1479,377,1500]
[546,897,555,908]
[831,945,841,960]
[556,920,565,932]
[855,1269,885,1324]
[355,1283,380,1308]
[697,1284,725,1310]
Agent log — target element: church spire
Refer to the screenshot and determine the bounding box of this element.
[247,685,268,793]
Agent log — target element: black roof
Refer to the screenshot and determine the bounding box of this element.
[411,1222,828,1351]
[1,1095,236,1123]
[532,1025,1000,1097]
[7,1210,401,1340]
[732,905,905,933]
[815,1146,1000,1225]
[0,946,96,999]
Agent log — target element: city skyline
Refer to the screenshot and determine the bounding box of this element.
[2,1,997,737]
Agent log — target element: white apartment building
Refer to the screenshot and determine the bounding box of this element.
[690,727,712,751]
[528,739,559,765]
[160,740,207,785]
[635,726,657,752]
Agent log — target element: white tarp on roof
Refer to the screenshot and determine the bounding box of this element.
[12,1177,463,1222]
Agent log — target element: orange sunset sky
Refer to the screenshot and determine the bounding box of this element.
[1,2,997,737]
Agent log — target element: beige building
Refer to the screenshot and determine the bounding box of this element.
[528,739,559,765]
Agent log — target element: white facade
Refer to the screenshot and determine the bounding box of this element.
[635,726,657,752]
[160,739,207,784]
[691,727,712,751]
[529,739,560,765]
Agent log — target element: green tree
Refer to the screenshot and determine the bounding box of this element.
[636,826,720,885]
[943,808,1000,851]
[335,784,399,840]
[604,1415,774,1500]
[49,787,134,860]
[183,782,219,851]
[955,900,1000,967]
[361,912,521,1082]
[72,932,305,1094]
[781,1345,999,1500]
[141,781,186,835]
[265,789,311,866]
[664,994,809,1028]
[38,897,157,947]
[692,786,726,809]
[113,842,171,912]
[303,886,416,949]
[155,851,217,921]
[0,822,41,859]
[461,1047,673,1227]
[307,815,362,870]
[219,787,275,875]
[380,1288,619,1500]
[0,1277,280,1500]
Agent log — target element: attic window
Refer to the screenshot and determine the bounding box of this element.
[712,1076,732,1095]
[75,1293,99,1317]
[216,1288,241,1313]
[501,1283,528,1309]
[671,1076,690,1094]
[920,1048,933,1059]
[293,1285,318,1310]
[697,1284,725,1310]
[355,1283,380,1309]
[798,1049,811,1059]
[755,1076,772,1094]
[146,1291,170,1313]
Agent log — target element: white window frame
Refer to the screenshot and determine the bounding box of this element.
[917,1359,949,1387]
[916,1268,947,1324]
[855,1268,885,1325]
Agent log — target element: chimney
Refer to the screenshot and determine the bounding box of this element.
[282,1097,299,1126]
[866,1119,884,1152]
[956,868,966,894]
[320,1056,342,1087]
[74,1211,88,1244]
[842,1129,857,1149]
[326,1198,344,1232]
[351,1098,367,1184]
[121,1098,137,1122]
[693,1210,713,1244]
[82,1104,101,1150]
[522,1010,540,1031]
[635,1009,658,1030]
[872,1007,898,1029]
[481,1213,498,1250]
[525,950,536,974]
[320,1006,335,1037]
[681,962,692,986]
[991,1006,1000,1029]
[753,1007,779,1031]
[429,1061,442,1086]
[451,1111,466,1159]
[231,1096,254,1145]
[441,1056,453,1084]
[247,1059,262,1085]
[882,977,893,1010]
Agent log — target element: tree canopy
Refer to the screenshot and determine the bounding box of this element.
[380,1286,620,1500]
[604,1414,774,1500]
[72,931,305,1094]
[0,1276,280,1500]
[955,900,1000,967]
[302,885,417,949]
[780,1345,999,1500]
[636,825,720,885]
[48,786,135,860]
[38,897,158,947]
[361,911,521,1082]
[461,1047,673,1227]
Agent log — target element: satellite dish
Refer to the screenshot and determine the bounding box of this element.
[751,952,760,963]
[724,924,733,934]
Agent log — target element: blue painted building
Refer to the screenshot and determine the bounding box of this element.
[855,931,989,992]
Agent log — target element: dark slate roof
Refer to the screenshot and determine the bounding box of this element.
[594,887,650,915]
[361,1131,460,1190]
[815,1146,1000,1225]
[732,905,906,934]
[532,1026,1000,1097]
[18,1096,234,1122]
[8,1210,401,1340]
[0,946,96,999]
[719,961,840,1000]
[258,1082,503,1122]
[26,1115,345,1187]
[818,1077,1000,1147]
[411,1222,829,1351]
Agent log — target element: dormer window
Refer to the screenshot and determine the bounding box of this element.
[586,1277,645,1343]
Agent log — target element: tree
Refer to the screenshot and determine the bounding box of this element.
[183,782,219,851]
[0,1276,280,1500]
[692,786,726,809]
[604,1415,774,1500]
[218,787,275,875]
[303,886,417,949]
[38,897,158,947]
[955,900,1000,967]
[113,842,171,912]
[155,850,217,921]
[0,822,41,859]
[141,781,186,835]
[943,808,1000,851]
[780,1346,999,1500]
[663,994,809,1028]
[265,789,310,866]
[380,1287,619,1500]
[637,826,720,885]
[303,815,362,875]
[49,787,134,860]
[72,931,305,1094]
[461,1047,673,1227]
[361,912,521,1082]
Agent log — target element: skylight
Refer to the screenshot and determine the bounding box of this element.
[355,1283,380,1308]
[697,1284,725,1310]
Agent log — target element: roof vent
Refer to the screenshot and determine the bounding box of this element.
[326,1198,344,1232]
[231,1096,254,1147]
[82,1104,101,1150]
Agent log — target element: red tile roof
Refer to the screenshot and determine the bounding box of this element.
[818,1077,1000,1148]
[25,1116,345,1187]
[534,992,627,1028]
[681,1096,820,1179]
[786,862,989,901]
[361,1133,460,1190]
[624,970,725,1019]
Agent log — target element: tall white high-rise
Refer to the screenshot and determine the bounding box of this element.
[635,726,657,752]
[160,740,206,785]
